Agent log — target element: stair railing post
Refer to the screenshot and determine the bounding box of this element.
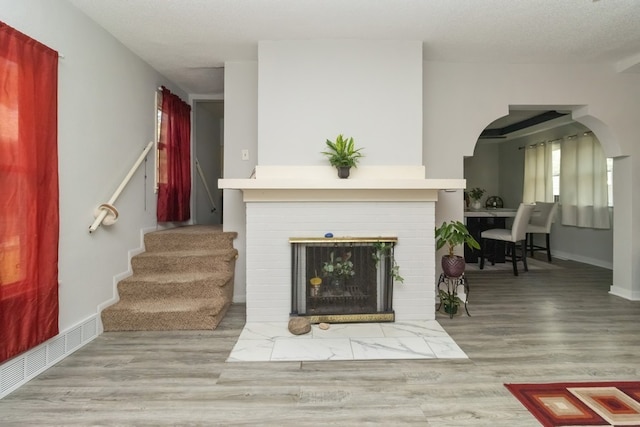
[89,141,155,233]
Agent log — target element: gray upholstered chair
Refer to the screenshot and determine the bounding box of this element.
[526,201,558,262]
[479,203,535,276]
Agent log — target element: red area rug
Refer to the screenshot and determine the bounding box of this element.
[505,381,640,426]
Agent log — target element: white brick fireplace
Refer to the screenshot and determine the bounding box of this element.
[221,39,466,319]
[220,166,464,323]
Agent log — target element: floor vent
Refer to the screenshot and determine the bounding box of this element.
[0,314,98,399]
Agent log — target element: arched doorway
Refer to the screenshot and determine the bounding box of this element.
[464,106,623,292]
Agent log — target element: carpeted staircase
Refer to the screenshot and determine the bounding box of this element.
[101,225,238,331]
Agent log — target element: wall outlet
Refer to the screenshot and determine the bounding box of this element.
[241,149,249,161]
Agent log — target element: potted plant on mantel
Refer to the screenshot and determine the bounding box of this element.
[435,220,480,278]
[321,134,364,178]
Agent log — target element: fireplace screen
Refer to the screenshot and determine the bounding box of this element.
[290,237,397,323]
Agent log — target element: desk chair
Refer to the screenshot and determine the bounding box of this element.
[526,201,558,262]
[479,203,535,276]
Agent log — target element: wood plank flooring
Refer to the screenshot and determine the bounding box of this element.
[1,258,638,426]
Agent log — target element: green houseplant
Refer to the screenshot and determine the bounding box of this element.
[435,220,480,278]
[321,134,364,178]
[468,187,485,209]
[435,220,479,314]
[322,251,355,295]
[372,241,404,284]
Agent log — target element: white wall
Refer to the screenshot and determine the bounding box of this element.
[223,62,259,302]
[464,143,500,205]
[0,0,180,334]
[424,61,640,299]
[257,40,423,166]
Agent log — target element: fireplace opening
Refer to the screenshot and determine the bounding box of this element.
[290,237,397,323]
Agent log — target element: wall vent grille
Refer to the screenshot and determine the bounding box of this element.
[0,359,25,395]
[0,314,98,399]
[47,336,65,364]
[66,327,82,353]
[25,347,47,378]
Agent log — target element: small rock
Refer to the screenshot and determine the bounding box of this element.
[318,323,330,330]
[288,317,311,335]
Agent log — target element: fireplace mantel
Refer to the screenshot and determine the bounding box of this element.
[219,166,465,202]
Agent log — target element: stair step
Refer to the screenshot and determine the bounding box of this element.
[102,297,230,331]
[117,271,234,299]
[144,225,237,252]
[131,249,238,274]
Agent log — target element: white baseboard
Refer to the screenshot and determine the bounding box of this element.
[0,314,98,399]
[551,250,613,270]
[609,285,640,301]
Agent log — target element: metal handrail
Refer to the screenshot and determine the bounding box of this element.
[89,141,154,233]
[195,157,217,213]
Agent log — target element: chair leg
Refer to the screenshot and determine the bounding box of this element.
[528,233,534,257]
[479,238,485,270]
[491,240,497,266]
[521,240,528,272]
[546,233,552,262]
[510,242,518,276]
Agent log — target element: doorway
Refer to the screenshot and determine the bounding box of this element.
[464,109,614,270]
[193,100,224,225]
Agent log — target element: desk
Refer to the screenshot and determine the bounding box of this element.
[464,209,517,263]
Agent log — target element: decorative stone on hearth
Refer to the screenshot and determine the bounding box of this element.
[288,317,311,335]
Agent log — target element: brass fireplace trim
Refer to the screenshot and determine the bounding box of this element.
[304,313,395,324]
[289,237,398,244]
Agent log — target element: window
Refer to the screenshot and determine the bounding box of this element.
[552,143,561,199]
[606,158,613,207]
[0,22,59,363]
[551,140,613,207]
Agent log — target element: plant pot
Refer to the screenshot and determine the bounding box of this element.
[337,166,351,179]
[444,304,458,315]
[442,255,465,278]
[470,200,482,210]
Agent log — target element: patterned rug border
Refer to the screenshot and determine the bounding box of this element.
[505,381,640,427]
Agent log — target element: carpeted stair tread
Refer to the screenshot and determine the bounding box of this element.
[119,270,233,285]
[143,225,238,252]
[134,248,238,259]
[130,249,238,275]
[101,297,230,331]
[117,272,234,299]
[105,297,225,313]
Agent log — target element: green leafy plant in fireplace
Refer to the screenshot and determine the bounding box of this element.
[322,251,355,280]
[372,241,404,284]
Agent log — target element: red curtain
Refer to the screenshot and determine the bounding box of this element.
[0,22,59,363]
[157,87,191,222]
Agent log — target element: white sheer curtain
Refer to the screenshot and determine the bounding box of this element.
[560,133,610,229]
[523,142,556,203]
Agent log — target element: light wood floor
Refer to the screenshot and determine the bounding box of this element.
[2,258,638,426]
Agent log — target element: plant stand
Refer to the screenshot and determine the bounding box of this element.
[437,273,470,319]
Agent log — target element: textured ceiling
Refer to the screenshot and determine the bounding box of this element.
[67,0,640,94]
